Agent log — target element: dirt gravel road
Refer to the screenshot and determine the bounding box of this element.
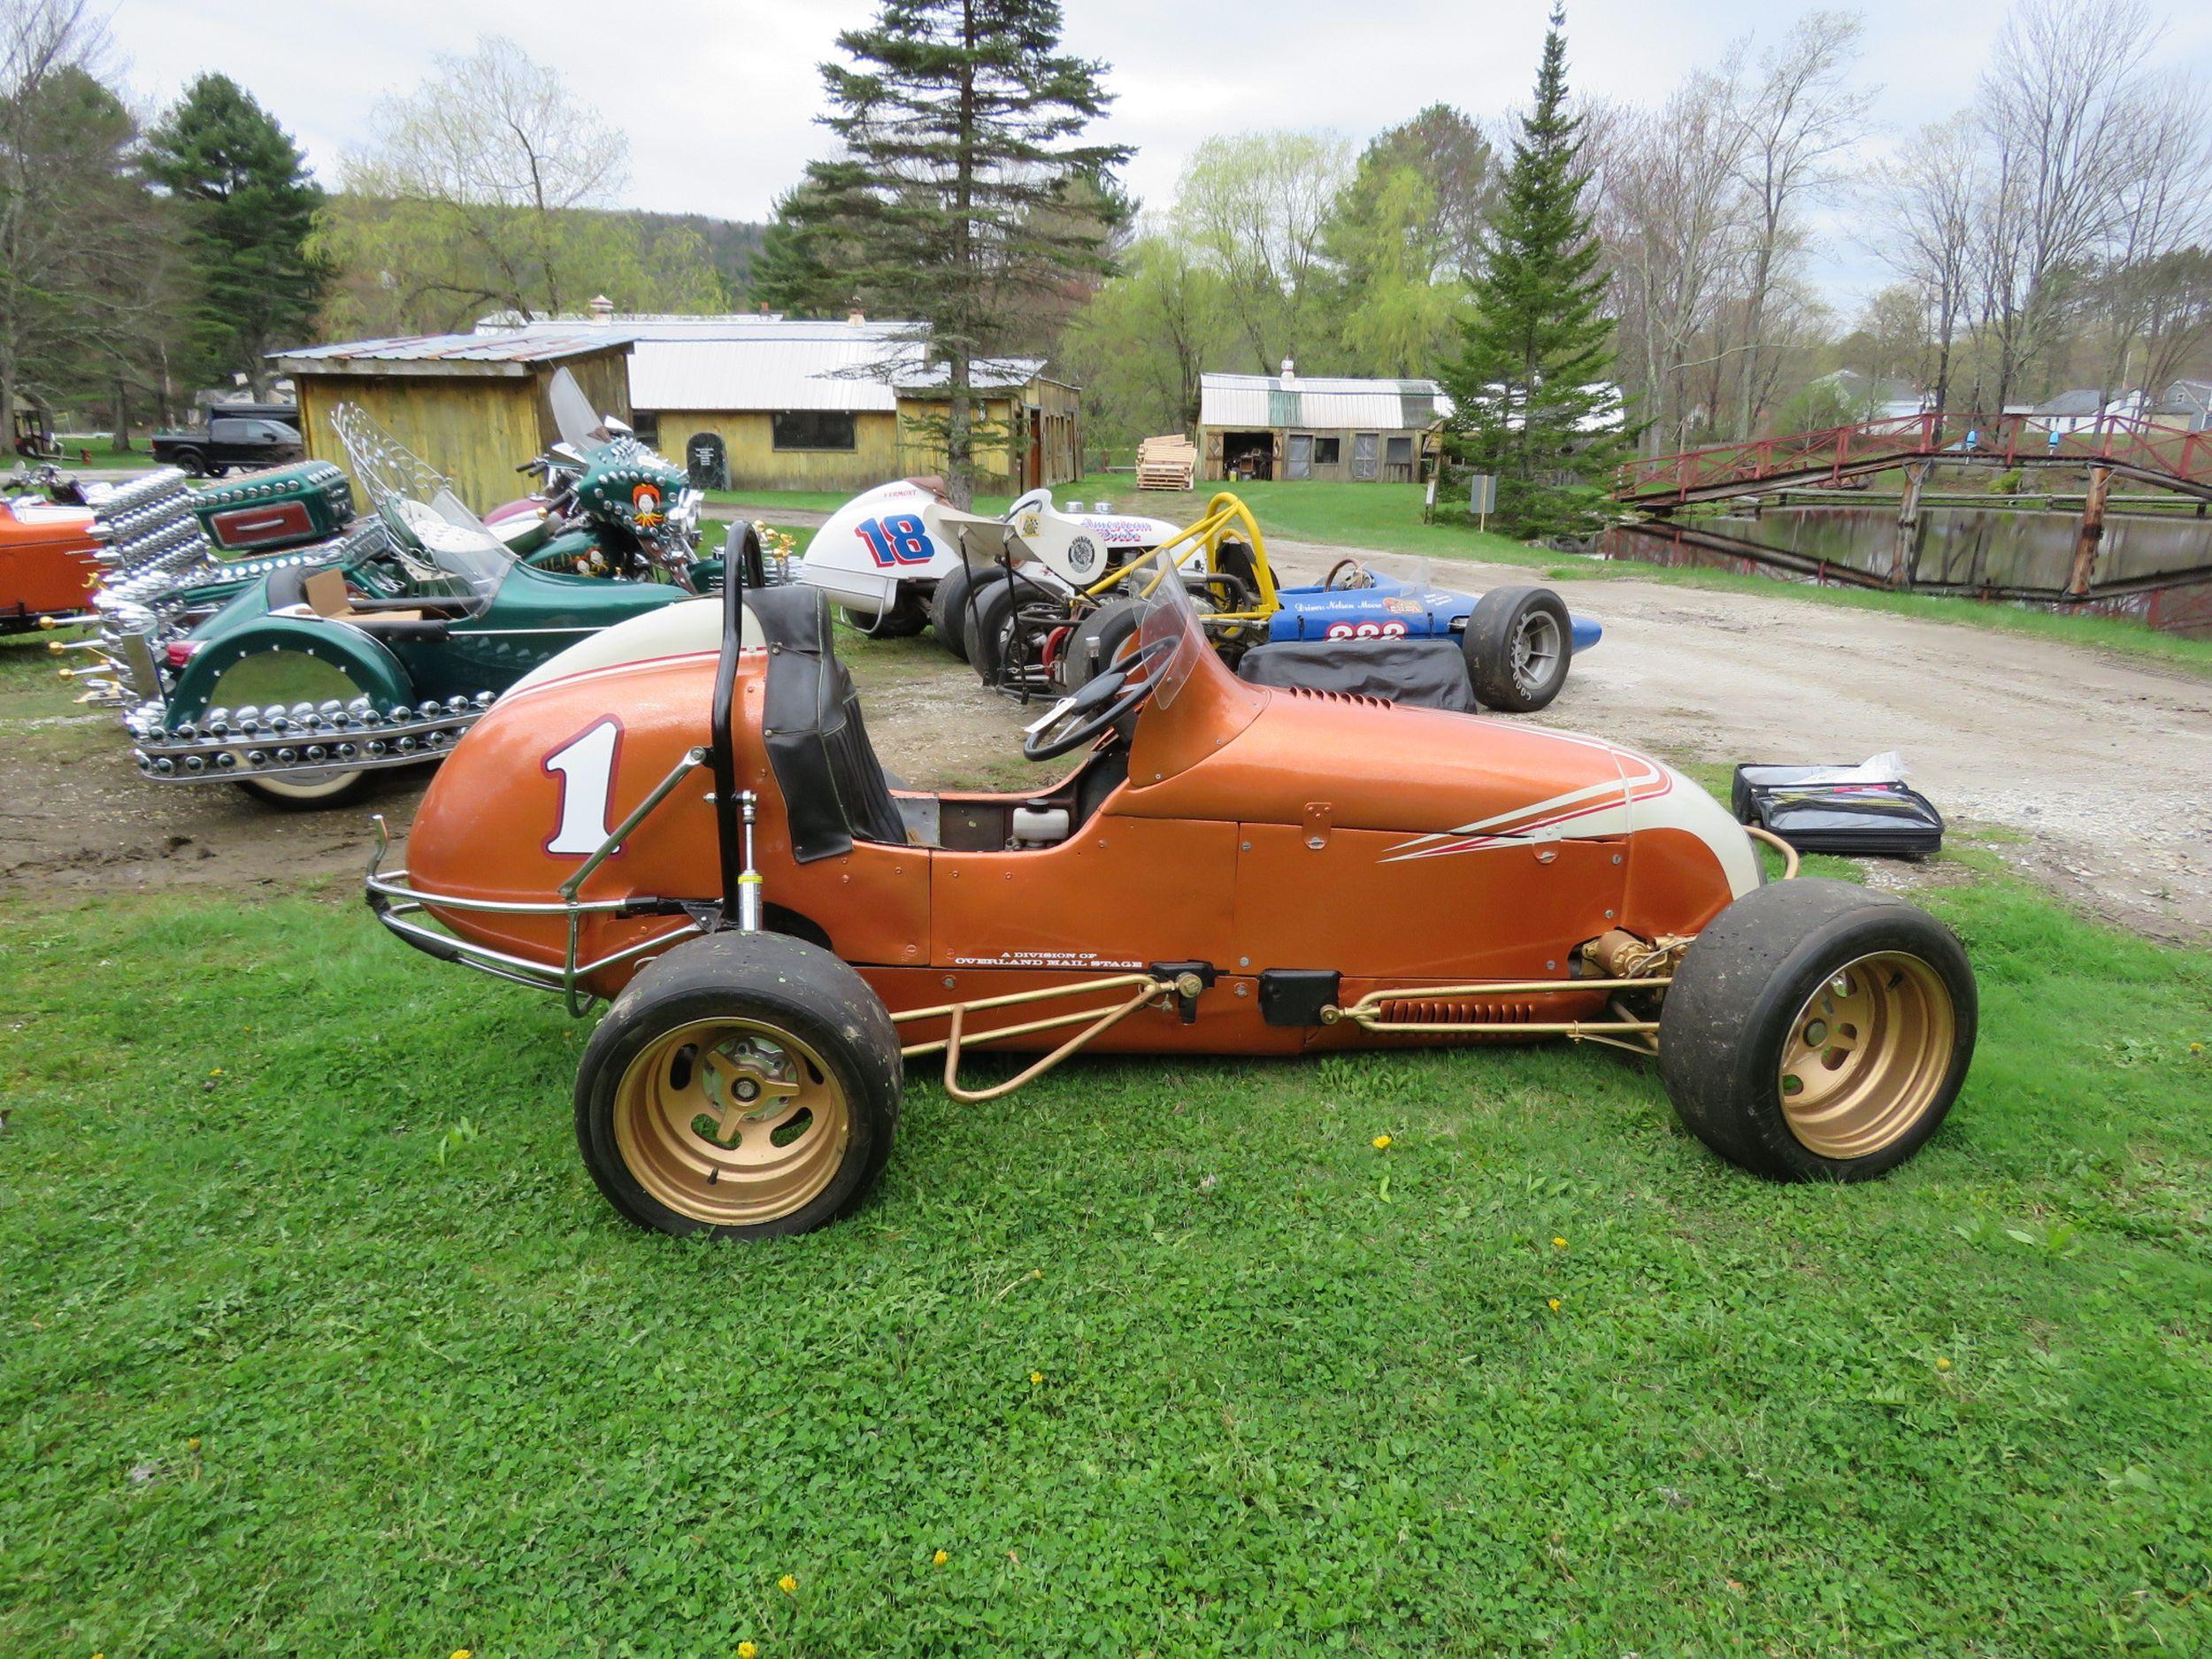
[1263,538,2212,942]
[8,513,2207,942]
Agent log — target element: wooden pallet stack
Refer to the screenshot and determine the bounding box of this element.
[1135,434,1197,490]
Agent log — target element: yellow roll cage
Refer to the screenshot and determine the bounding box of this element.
[1074,491,1279,626]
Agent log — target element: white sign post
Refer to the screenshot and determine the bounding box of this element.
[1469,473,1498,534]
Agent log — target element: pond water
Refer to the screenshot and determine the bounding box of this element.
[1606,503,2212,639]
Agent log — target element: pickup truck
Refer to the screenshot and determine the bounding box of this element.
[150,414,304,478]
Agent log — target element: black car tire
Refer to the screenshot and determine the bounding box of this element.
[171,448,208,479]
[966,572,1056,682]
[930,565,977,659]
[1463,585,1573,711]
[575,932,902,1240]
[1057,598,1144,692]
[840,594,930,637]
[1658,878,1977,1183]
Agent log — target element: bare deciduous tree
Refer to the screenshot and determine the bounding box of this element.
[323,36,641,325]
[1728,10,1875,437]
[1975,0,2160,406]
[1593,72,1751,452]
[1864,113,1983,412]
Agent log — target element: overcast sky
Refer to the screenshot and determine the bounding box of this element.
[112,0,2212,320]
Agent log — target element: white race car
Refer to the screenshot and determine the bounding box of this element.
[795,479,1189,658]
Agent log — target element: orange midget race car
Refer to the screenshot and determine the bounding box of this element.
[369,537,1978,1240]
[0,479,98,631]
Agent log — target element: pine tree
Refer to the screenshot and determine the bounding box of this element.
[1438,7,1627,538]
[771,0,1129,505]
[143,75,325,395]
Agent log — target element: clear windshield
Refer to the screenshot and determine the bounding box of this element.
[547,367,607,455]
[330,403,513,601]
[1100,539,1208,710]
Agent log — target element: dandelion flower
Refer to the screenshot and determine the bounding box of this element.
[187,1437,200,1452]
[1029,1371,1044,1386]
[739,1644,758,1659]
[1551,1237,1567,1248]
[1371,1133,1393,1150]
[1547,1298,1562,1312]
[1935,1357,1952,1372]
[933,1549,949,1567]
[450,1651,471,1659]
[778,1574,798,1594]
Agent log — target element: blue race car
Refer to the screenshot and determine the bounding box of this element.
[1263,560,1601,711]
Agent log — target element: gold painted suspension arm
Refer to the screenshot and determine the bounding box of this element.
[1746,823,1802,879]
[891,972,1184,1105]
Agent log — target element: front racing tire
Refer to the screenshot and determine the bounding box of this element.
[840,593,930,637]
[574,932,902,1239]
[1463,585,1572,711]
[1658,879,1976,1182]
[1056,597,1143,692]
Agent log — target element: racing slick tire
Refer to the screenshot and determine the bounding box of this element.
[1463,585,1572,712]
[929,564,978,659]
[1057,598,1143,692]
[967,572,1056,683]
[575,932,903,1240]
[1658,879,1976,1183]
[840,593,930,638]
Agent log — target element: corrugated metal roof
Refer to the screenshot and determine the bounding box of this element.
[1199,372,1448,429]
[273,332,623,369]
[627,339,1050,413]
[630,338,910,412]
[892,357,1048,393]
[483,311,924,345]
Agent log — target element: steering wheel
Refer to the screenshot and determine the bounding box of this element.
[1021,634,1177,762]
[1325,557,1374,590]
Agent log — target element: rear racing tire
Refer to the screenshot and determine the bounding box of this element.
[1657,879,1976,1183]
[967,572,1055,684]
[1463,585,1572,711]
[574,932,902,1240]
[930,564,978,659]
[840,593,930,638]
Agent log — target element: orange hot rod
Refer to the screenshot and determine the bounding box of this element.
[369,534,1978,1240]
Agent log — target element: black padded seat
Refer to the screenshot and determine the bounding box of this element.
[749,585,909,862]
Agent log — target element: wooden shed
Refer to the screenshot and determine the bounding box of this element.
[1195,367,1448,484]
[487,313,1081,495]
[269,333,634,513]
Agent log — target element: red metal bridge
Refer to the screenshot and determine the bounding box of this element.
[1616,411,2212,510]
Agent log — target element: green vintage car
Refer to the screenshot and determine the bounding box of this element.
[73,411,746,808]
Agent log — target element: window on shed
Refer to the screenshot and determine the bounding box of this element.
[772,411,856,451]
[1311,436,1341,465]
[631,411,661,446]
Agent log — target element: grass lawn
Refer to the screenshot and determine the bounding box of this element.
[716,474,2212,679]
[4,831,2209,1655]
[49,440,161,472]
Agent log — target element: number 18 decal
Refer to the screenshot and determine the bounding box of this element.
[855,512,934,567]
[544,717,621,855]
